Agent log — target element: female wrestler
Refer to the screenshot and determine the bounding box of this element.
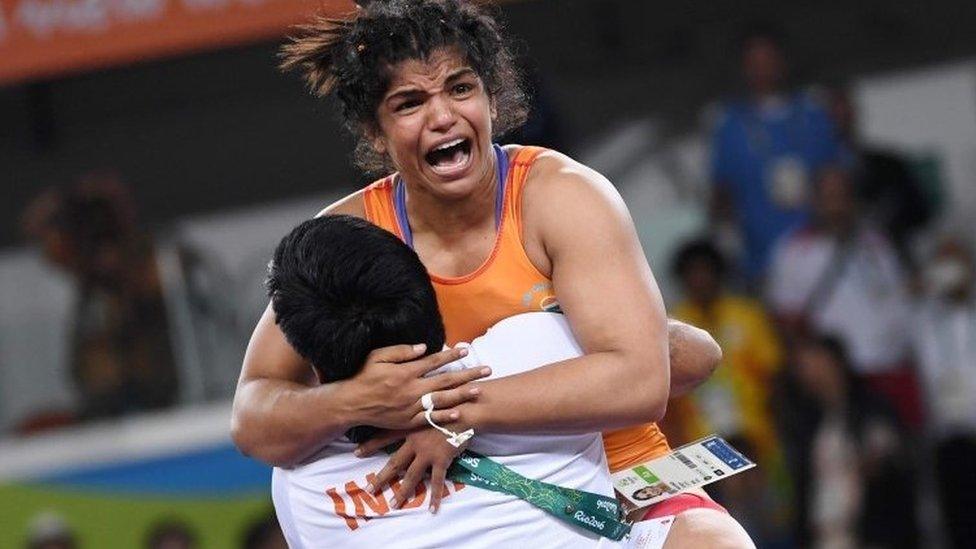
[233,1,750,546]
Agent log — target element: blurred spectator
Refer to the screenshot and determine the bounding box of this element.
[828,87,934,262]
[912,236,976,549]
[766,166,922,428]
[710,24,842,281]
[21,174,178,422]
[784,336,918,549]
[145,519,197,549]
[26,511,76,549]
[668,238,791,546]
[242,512,287,549]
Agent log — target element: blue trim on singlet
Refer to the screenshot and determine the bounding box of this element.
[394,143,508,249]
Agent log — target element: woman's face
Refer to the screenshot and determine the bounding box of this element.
[372,48,496,201]
[633,485,665,500]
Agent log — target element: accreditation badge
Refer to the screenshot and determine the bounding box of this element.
[767,155,808,209]
[612,436,756,509]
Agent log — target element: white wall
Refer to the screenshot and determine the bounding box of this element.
[0,192,338,433]
[0,250,75,431]
[855,60,976,234]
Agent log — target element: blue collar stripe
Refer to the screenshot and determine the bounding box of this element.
[394,144,508,250]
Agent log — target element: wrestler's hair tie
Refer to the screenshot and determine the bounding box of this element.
[420,392,474,448]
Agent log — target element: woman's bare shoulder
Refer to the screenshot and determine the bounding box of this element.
[521,148,624,224]
[523,148,611,193]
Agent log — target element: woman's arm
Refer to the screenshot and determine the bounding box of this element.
[363,151,682,502]
[233,305,487,466]
[453,151,671,432]
[231,194,370,466]
[230,195,488,466]
[455,316,722,433]
[668,318,722,397]
[231,304,353,465]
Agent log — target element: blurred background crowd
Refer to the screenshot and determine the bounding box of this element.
[3,0,976,547]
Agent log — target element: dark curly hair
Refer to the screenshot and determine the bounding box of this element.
[279,0,528,174]
[671,238,728,280]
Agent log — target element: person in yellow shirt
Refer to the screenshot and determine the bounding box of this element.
[669,238,791,544]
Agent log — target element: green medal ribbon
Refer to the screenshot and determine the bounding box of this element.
[446,450,632,541]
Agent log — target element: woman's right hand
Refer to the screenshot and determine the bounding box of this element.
[342,343,492,430]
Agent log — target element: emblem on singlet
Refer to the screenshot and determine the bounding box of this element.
[540,295,562,313]
[522,282,562,313]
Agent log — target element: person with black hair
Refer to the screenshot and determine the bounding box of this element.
[668,238,789,546]
[912,236,976,549]
[144,518,197,549]
[21,176,178,422]
[785,336,918,549]
[766,166,920,429]
[267,215,743,547]
[669,238,783,453]
[827,86,934,264]
[233,1,749,545]
[710,23,843,280]
[267,214,626,546]
[241,511,287,549]
[266,214,449,445]
[267,215,446,387]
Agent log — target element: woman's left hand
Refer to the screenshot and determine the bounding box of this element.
[357,427,468,513]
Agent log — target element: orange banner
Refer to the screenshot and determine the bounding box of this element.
[0,0,356,85]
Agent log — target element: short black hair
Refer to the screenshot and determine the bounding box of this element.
[267,215,445,443]
[671,238,728,279]
[266,215,445,384]
[145,518,197,549]
[241,511,284,549]
[279,0,527,173]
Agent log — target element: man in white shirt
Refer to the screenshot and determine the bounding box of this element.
[912,237,976,548]
[766,166,921,427]
[273,311,626,548]
[268,215,649,547]
[264,215,741,548]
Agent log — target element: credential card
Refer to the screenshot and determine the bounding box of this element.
[612,435,755,508]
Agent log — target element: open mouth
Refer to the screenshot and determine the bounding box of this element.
[424,138,472,174]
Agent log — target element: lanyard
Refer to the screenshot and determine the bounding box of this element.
[446,449,632,541]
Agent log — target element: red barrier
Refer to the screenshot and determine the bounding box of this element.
[0,0,355,84]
